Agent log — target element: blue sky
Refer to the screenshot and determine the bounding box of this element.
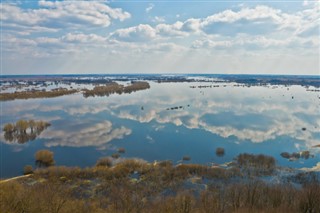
[1,0,319,75]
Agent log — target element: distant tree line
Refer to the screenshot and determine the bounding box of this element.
[1,81,150,101]
[3,120,50,144]
[82,81,150,98]
[0,88,79,101]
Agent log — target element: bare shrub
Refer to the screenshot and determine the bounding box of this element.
[96,157,112,167]
[182,156,191,161]
[111,153,120,159]
[118,147,126,153]
[216,147,225,157]
[299,183,320,213]
[23,165,33,175]
[35,150,55,167]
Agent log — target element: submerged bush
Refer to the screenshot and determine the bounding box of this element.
[216,147,225,157]
[23,165,33,175]
[111,153,120,159]
[35,150,55,167]
[182,156,191,161]
[118,147,126,153]
[235,153,276,175]
[96,157,112,167]
[3,120,50,144]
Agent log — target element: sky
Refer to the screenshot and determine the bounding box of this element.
[1,0,319,75]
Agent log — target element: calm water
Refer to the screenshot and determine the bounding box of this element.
[1,81,319,177]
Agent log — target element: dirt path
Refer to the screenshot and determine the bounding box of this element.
[0,174,32,184]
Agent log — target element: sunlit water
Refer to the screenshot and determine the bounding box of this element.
[1,81,319,177]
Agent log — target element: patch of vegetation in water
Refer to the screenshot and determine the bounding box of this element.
[0,88,79,101]
[3,120,50,144]
[0,81,150,101]
[280,151,314,161]
[82,81,150,98]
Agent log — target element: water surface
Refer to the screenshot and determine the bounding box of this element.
[1,80,319,177]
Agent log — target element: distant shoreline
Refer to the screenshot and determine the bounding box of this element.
[1,73,320,78]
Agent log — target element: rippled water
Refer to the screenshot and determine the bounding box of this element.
[1,81,319,177]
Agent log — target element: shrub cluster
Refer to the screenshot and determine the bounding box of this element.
[235,153,276,176]
[0,88,78,101]
[1,164,319,213]
[83,81,150,98]
[35,150,55,167]
[3,120,50,144]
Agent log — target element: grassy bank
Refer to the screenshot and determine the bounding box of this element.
[1,156,319,213]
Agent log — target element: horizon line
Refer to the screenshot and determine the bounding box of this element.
[1,73,319,77]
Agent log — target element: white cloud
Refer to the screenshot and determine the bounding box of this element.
[203,6,284,24]
[36,37,60,44]
[191,35,319,50]
[2,2,319,74]
[1,4,43,25]
[152,16,166,23]
[108,4,319,46]
[38,0,131,22]
[201,5,319,37]
[110,24,157,42]
[1,1,131,32]
[156,22,188,37]
[62,33,107,43]
[3,23,59,36]
[192,38,232,49]
[145,3,154,13]
[181,18,202,33]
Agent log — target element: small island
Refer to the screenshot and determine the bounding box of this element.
[3,120,50,144]
[82,81,150,98]
[0,88,79,101]
[0,81,150,101]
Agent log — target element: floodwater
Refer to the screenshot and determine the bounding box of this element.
[1,81,319,177]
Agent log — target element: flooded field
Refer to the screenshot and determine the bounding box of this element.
[1,75,319,178]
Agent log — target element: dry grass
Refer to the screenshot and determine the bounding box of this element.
[1,157,319,213]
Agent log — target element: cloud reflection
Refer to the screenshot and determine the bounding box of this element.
[104,83,320,147]
[40,121,131,148]
[1,82,319,149]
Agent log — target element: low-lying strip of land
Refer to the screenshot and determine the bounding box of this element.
[0,81,150,101]
[82,81,150,97]
[0,88,79,101]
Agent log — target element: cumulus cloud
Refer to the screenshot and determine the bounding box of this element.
[200,5,298,35]
[152,16,166,23]
[2,2,319,74]
[62,33,107,43]
[1,0,131,32]
[191,35,318,50]
[110,24,157,42]
[110,21,190,42]
[108,4,319,47]
[156,22,188,37]
[181,18,202,33]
